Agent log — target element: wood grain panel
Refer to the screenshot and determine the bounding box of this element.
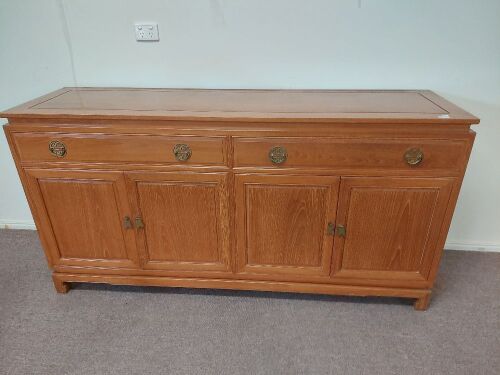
[23,169,140,268]
[13,133,226,165]
[247,185,326,267]
[235,174,339,277]
[39,180,126,260]
[1,88,479,124]
[126,172,231,273]
[332,177,454,281]
[233,137,467,174]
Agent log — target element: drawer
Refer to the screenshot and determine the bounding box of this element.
[12,133,227,165]
[233,137,468,173]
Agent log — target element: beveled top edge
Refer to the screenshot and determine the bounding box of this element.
[1,87,480,125]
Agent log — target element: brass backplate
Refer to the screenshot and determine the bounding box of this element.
[173,143,192,162]
[404,148,424,166]
[268,146,288,164]
[48,140,67,158]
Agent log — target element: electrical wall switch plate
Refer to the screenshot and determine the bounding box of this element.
[135,24,159,41]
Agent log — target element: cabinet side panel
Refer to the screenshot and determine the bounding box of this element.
[3,124,57,267]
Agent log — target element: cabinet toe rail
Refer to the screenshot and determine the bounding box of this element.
[52,272,431,311]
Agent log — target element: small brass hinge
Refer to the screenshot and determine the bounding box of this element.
[135,217,145,229]
[327,222,335,236]
[123,216,133,229]
[336,224,346,238]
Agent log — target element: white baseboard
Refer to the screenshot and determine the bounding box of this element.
[0,219,37,230]
[0,220,499,253]
[444,241,500,253]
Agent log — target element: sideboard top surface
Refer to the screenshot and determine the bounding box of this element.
[1,87,479,125]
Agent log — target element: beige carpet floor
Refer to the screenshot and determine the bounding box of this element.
[0,229,499,375]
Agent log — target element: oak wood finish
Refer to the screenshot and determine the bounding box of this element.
[23,169,141,269]
[3,88,478,124]
[1,88,479,311]
[13,133,226,165]
[235,174,339,277]
[233,137,468,174]
[414,293,432,311]
[52,275,71,294]
[125,171,231,272]
[331,177,454,282]
[52,272,431,300]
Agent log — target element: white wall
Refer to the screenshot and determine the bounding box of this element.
[1,0,499,251]
[0,0,74,228]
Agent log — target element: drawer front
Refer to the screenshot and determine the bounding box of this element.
[233,137,468,173]
[13,133,226,165]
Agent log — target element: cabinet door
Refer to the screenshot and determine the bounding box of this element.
[235,174,340,278]
[24,169,140,268]
[331,177,454,282]
[125,172,231,273]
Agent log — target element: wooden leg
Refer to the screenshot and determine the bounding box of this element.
[52,275,71,294]
[414,293,431,311]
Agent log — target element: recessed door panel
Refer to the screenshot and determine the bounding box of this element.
[235,174,340,278]
[126,172,231,273]
[24,169,140,268]
[331,177,454,282]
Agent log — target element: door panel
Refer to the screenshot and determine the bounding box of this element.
[24,169,140,268]
[126,172,231,272]
[332,177,454,282]
[235,174,340,278]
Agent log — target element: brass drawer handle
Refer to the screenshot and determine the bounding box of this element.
[269,146,287,164]
[48,140,67,158]
[404,148,424,166]
[173,144,192,162]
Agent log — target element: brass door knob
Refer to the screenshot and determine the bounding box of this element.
[404,148,424,166]
[173,144,192,161]
[269,146,287,164]
[48,140,67,158]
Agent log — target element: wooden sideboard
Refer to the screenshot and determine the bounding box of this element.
[2,88,479,310]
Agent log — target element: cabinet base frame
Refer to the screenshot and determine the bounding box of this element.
[52,272,431,311]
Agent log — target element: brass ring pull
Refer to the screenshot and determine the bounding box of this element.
[404,148,424,166]
[48,140,67,158]
[269,146,288,164]
[173,144,192,162]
